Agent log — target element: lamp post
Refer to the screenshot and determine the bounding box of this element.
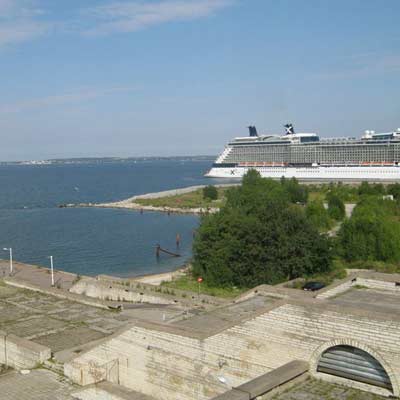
[48,256,54,287]
[3,247,13,275]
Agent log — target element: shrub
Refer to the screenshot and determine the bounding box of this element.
[338,197,400,263]
[387,183,400,200]
[327,193,345,221]
[358,182,385,196]
[203,185,218,201]
[305,200,331,230]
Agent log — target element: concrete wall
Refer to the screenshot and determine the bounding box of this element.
[211,360,308,400]
[317,276,400,299]
[70,278,224,308]
[70,279,177,305]
[0,330,51,370]
[65,300,400,400]
[356,278,400,293]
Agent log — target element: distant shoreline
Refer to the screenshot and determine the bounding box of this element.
[0,155,216,166]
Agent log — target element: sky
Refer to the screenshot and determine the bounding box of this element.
[0,0,399,161]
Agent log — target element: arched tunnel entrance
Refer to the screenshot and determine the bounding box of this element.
[317,345,393,391]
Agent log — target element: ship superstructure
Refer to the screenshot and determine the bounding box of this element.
[207,125,400,181]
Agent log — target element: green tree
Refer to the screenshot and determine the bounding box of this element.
[193,171,332,288]
[280,177,308,204]
[203,185,218,200]
[338,197,400,263]
[358,182,385,196]
[305,200,331,230]
[327,193,345,221]
[387,183,400,200]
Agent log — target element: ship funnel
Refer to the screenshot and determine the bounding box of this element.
[248,126,258,137]
[284,123,295,135]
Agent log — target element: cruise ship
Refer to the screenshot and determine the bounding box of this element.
[206,124,400,181]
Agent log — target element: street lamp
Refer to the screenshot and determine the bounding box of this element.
[3,248,13,274]
[48,256,55,287]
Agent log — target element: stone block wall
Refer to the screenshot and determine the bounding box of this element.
[356,278,400,293]
[0,330,51,369]
[65,301,400,399]
[317,276,400,299]
[70,279,177,305]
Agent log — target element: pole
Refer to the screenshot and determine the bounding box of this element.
[50,256,54,286]
[9,248,13,275]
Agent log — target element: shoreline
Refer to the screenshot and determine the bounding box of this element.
[125,265,189,285]
[64,184,238,215]
[0,258,189,289]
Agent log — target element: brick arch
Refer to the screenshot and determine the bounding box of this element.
[309,338,399,397]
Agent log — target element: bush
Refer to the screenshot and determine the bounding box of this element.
[358,182,385,196]
[327,193,345,221]
[338,197,400,263]
[280,176,308,204]
[387,183,400,200]
[203,185,218,200]
[305,200,331,230]
[193,171,332,288]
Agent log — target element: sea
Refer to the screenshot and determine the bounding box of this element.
[0,160,226,277]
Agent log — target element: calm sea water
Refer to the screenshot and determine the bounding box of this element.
[0,160,224,277]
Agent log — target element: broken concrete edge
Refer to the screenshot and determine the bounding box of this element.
[316,270,400,300]
[211,360,309,400]
[95,274,228,305]
[71,276,225,308]
[3,278,123,311]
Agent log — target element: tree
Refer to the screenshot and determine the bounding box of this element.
[387,183,400,200]
[203,185,218,200]
[327,193,345,221]
[305,200,331,230]
[193,171,332,288]
[338,197,400,263]
[358,182,385,196]
[280,177,308,204]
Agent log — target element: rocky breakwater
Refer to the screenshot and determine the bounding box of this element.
[64,184,237,214]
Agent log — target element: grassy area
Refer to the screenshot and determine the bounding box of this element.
[340,259,400,274]
[308,183,360,203]
[285,258,348,289]
[134,183,363,210]
[290,257,400,290]
[161,272,247,298]
[134,187,230,209]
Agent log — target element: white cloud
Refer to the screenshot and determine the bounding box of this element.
[0,0,49,47]
[0,0,234,46]
[82,0,234,36]
[0,86,136,114]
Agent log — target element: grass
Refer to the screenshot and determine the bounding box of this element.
[340,259,400,274]
[353,284,368,289]
[307,183,360,203]
[161,272,247,299]
[285,258,348,290]
[134,187,230,209]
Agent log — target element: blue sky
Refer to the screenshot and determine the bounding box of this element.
[0,0,399,160]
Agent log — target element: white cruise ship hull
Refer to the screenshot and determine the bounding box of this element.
[206,166,400,181]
